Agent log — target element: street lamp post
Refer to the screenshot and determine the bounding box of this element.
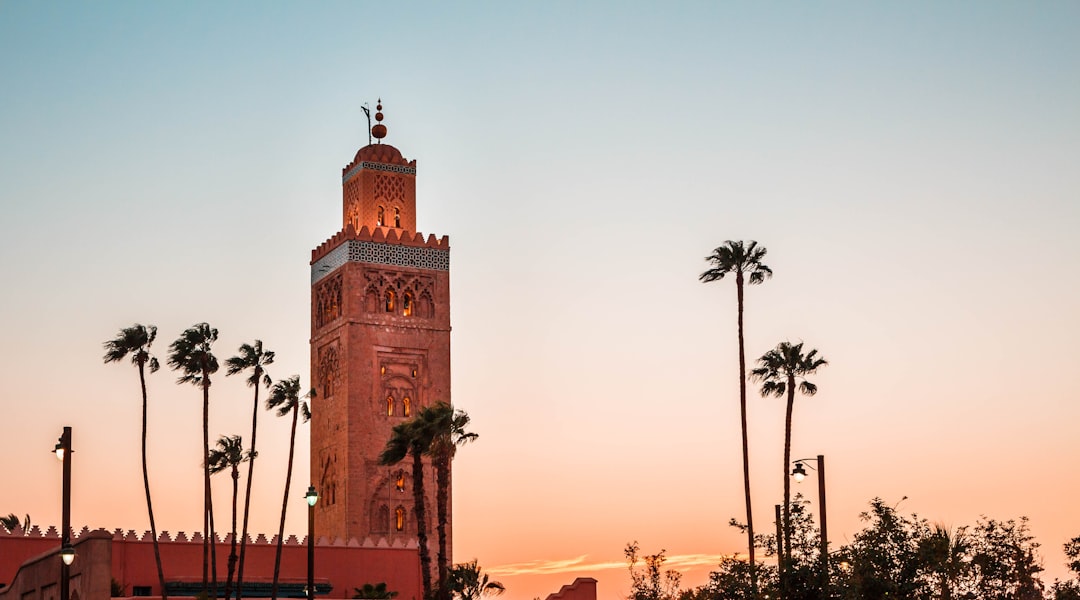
[305,485,319,600]
[792,454,827,594]
[55,427,74,600]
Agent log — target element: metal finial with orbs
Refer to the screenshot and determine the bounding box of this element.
[372,98,387,141]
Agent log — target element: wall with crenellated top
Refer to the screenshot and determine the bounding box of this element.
[0,524,421,599]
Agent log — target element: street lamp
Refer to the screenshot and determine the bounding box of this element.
[305,485,319,600]
[791,455,828,594]
[54,427,74,599]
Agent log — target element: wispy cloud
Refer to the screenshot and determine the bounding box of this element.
[487,553,740,577]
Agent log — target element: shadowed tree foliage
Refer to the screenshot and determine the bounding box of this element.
[625,542,682,600]
[266,376,312,600]
[447,560,505,600]
[751,341,827,595]
[104,323,168,599]
[380,417,436,600]
[1,513,30,533]
[421,403,479,600]
[224,340,274,600]
[917,524,973,600]
[168,322,220,598]
[209,435,248,600]
[700,239,772,599]
[1051,537,1080,600]
[354,582,399,599]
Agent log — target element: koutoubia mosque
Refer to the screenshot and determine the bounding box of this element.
[0,104,596,600]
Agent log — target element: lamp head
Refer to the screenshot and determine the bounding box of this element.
[305,485,319,507]
[792,461,807,483]
[60,544,76,565]
[54,441,65,461]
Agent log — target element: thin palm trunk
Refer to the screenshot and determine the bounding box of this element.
[203,378,211,597]
[413,447,433,600]
[139,361,169,599]
[236,380,262,600]
[782,375,795,596]
[435,454,450,600]
[224,463,239,600]
[735,272,758,599]
[270,405,299,600]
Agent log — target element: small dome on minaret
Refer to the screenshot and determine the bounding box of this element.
[371,99,387,142]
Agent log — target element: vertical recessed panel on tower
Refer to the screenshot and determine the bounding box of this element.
[309,107,451,566]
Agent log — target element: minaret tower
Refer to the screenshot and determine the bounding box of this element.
[309,101,451,553]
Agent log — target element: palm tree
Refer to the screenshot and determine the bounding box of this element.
[421,403,478,600]
[266,376,312,600]
[168,322,220,598]
[209,435,248,600]
[380,418,436,600]
[918,525,971,600]
[700,239,772,597]
[104,324,169,599]
[354,582,399,599]
[447,560,505,600]
[224,340,274,600]
[750,341,827,596]
[1,513,29,533]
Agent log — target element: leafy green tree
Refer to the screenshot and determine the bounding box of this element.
[104,323,169,599]
[209,435,248,600]
[355,582,400,599]
[447,560,505,600]
[967,516,1044,600]
[750,341,827,594]
[265,376,312,600]
[626,542,682,600]
[168,322,220,598]
[700,240,772,598]
[380,418,436,599]
[1051,537,1080,600]
[835,498,931,600]
[421,403,479,600]
[224,340,274,600]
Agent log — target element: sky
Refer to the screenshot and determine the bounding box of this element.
[1,2,1079,598]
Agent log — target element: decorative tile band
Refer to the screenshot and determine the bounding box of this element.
[312,239,449,284]
[342,161,417,184]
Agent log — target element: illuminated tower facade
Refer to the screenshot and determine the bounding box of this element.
[309,103,451,555]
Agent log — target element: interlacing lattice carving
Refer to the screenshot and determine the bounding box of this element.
[362,269,437,318]
[374,173,406,204]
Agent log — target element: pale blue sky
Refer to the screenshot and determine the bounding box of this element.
[2,2,1079,597]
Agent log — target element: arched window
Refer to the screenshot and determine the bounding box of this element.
[375,505,390,534]
[395,471,406,492]
[395,506,406,532]
[403,396,411,417]
[377,206,385,227]
[402,293,413,317]
[394,207,401,228]
[385,289,395,312]
[386,396,394,416]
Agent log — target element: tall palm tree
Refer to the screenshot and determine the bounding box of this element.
[750,341,827,596]
[104,324,169,599]
[168,322,220,598]
[209,435,248,600]
[447,560,505,600]
[224,340,274,600]
[380,418,436,600]
[700,239,772,597]
[266,376,312,600]
[421,403,478,600]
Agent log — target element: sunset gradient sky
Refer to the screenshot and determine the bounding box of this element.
[2,2,1079,599]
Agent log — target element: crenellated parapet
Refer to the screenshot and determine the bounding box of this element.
[0,524,421,549]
